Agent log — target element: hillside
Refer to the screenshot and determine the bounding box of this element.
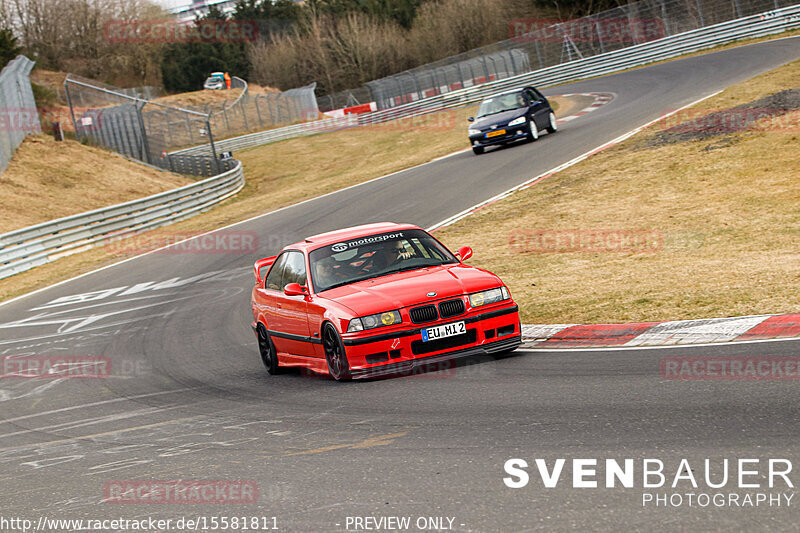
[0,135,191,234]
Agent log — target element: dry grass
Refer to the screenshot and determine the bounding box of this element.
[30,69,68,91]
[436,59,800,324]
[155,84,279,108]
[0,135,190,233]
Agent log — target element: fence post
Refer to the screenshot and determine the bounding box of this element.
[594,19,606,54]
[206,118,220,174]
[64,79,81,142]
[659,0,672,36]
[136,101,153,164]
[240,99,249,131]
[254,94,263,127]
[695,0,706,27]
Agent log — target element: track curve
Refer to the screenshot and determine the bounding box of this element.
[1,37,800,532]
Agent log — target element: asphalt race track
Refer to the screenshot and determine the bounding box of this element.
[1,38,800,532]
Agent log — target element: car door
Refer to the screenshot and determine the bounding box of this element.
[525,88,547,129]
[270,251,315,357]
[254,251,287,341]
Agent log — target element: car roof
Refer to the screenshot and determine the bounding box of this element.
[287,222,422,252]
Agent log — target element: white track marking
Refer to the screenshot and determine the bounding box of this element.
[520,335,800,352]
[0,388,196,425]
[0,405,184,439]
[624,315,770,346]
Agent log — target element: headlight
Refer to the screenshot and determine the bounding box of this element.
[468,128,481,135]
[347,310,402,332]
[469,286,510,308]
[508,116,526,127]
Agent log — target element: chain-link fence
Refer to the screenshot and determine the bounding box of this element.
[323,0,797,110]
[317,86,373,112]
[368,49,531,109]
[201,81,319,139]
[0,56,42,173]
[65,74,318,176]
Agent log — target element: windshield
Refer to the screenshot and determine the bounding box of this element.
[476,92,526,118]
[309,229,458,293]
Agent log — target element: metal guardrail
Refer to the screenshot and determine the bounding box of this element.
[0,56,41,173]
[0,160,245,280]
[174,5,800,157]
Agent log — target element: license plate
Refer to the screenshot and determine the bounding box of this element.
[486,129,506,138]
[421,321,466,342]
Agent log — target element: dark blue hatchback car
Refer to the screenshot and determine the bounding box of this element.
[468,87,557,155]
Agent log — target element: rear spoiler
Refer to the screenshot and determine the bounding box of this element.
[253,256,277,284]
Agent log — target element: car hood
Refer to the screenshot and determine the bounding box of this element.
[318,264,504,314]
[472,109,526,130]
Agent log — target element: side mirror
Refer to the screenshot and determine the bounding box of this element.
[456,246,473,262]
[284,283,307,296]
[467,117,474,122]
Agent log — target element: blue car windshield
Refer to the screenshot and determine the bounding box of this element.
[309,229,458,293]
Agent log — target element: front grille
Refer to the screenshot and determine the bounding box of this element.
[438,298,465,319]
[410,304,438,324]
[411,329,477,355]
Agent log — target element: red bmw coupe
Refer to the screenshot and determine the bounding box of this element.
[250,223,521,380]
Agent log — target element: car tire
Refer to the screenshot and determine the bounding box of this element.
[323,323,351,381]
[526,119,539,142]
[257,325,282,375]
[472,146,484,155]
[547,112,557,134]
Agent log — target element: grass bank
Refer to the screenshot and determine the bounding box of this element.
[436,59,800,323]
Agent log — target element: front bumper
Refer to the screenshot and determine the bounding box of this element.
[469,127,528,148]
[350,335,521,379]
[342,304,521,379]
